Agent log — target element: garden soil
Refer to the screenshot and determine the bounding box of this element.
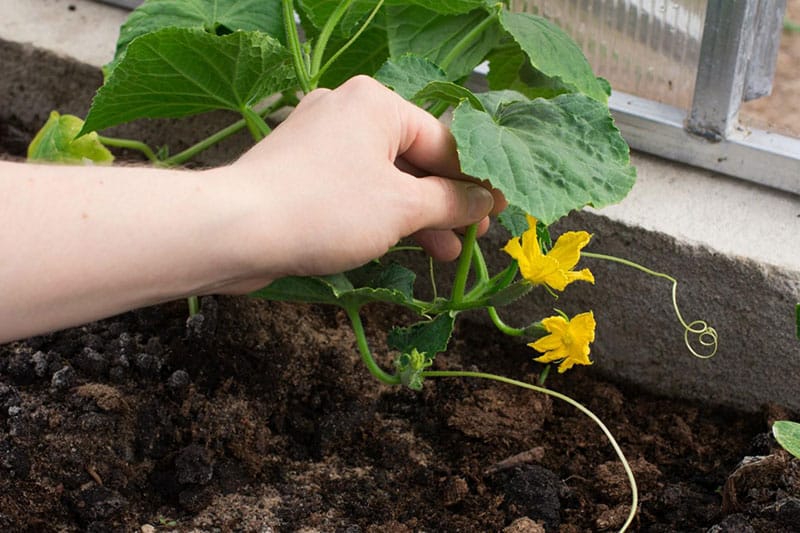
[2,8,800,532]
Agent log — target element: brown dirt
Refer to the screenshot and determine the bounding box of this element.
[1,296,798,532]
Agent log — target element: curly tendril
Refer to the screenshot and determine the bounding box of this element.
[582,252,718,359]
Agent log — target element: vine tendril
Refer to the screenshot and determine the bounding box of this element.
[583,252,718,359]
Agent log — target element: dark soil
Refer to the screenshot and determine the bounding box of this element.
[1,296,798,532]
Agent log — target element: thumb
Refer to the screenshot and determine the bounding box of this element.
[412,176,495,231]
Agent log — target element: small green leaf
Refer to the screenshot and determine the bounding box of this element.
[394,348,433,391]
[413,81,483,110]
[388,312,455,356]
[498,11,608,102]
[497,204,529,237]
[82,28,296,134]
[795,303,799,339]
[27,111,114,164]
[251,261,421,310]
[109,0,284,73]
[487,42,572,99]
[386,5,501,79]
[375,54,447,100]
[773,420,800,459]
[451,93,636,224]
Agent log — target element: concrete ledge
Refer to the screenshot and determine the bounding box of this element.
[2,0,799,413]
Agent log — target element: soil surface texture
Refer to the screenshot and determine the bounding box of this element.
[1,297,798,532]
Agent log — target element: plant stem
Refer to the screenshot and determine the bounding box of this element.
[242,107,271,142]
[313,0,385,85]
[487,307,525,336]
[187,295,200,316]
[165,119,247,165]
[164,94,297,166]
[450,223,479,304]
[345,306,401,385]
[310,0,356,79]
[422,369,638,532]
[438,10,499,74]
[97,135,159,163]
[283,0,312,94]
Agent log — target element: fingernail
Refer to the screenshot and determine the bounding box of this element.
[467,185,494,219]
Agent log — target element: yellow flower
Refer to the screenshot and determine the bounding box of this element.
[530,311,596,373]
[502,215,594,291]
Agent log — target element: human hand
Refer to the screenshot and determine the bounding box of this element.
[216,75,505,292]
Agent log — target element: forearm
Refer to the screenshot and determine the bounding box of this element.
[0,161,258,342]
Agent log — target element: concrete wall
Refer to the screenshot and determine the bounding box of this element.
[1,0,798,413]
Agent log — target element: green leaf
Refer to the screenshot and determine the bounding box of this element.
[316,18,390,88]
[413,81,483,110]
[498,11,607,102]
[298,0,378,37]
[773,421,800,459]
[386,5,501,79]
[27,111,114,164]
[388,312,455,356]
[487,41,572,99]
[251,261,421,310]
[497,204,529,237]
[385,0,488,15]
[110,0,284,73]
[82,28,296,134]
[473,89,527,115]
[451,93,636,224]
[375,54,447,100]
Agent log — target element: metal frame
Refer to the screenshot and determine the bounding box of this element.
[612,0,798,196]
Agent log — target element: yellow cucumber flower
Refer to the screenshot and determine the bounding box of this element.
[502,215,594,291]
[530,311,596,373]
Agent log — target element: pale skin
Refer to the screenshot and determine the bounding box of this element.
[0,76,505,343]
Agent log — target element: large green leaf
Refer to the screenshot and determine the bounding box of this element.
[111,0,284,71]
[387,312,455,356]
[251,261,421,310]
[27,112,114,164]
[451,93,636,224]
[773,421,800,459]
[81,28,295,134]
[298,0,378,37]
[385,0,488,14]
[498,11,607,103]
[375,54,447,100]
[386,5,501,79]
[316,17,390,88]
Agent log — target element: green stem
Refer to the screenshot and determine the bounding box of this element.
[97,135,159,163]
[487,307,526,336]
[422,369,638,532]
[310,0,356,79]
[427,101,451,119]
[187,295,200,316]
[582,252,718,359]
[164,119,247,166]
[242,107,271,142]
[164,93,296,166]
[450,223,479,304]
[283,0,312,94]
[536,364,551,386]
[345,306,401,385]
[313,0,385,85]
[438,9,499,73]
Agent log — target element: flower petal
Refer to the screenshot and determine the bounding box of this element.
[548,231,592,270]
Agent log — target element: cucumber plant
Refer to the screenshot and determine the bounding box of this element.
[29,1,721,529]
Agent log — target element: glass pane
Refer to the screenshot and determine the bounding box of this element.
[740,0,800,138]
[509,0,708,109]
